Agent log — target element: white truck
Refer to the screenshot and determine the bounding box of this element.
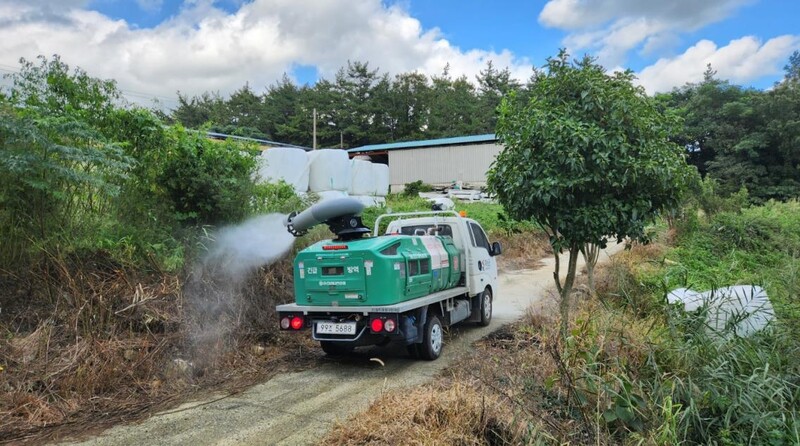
[276,200,501,360]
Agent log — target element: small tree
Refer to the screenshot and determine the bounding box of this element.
[487,51,691,339]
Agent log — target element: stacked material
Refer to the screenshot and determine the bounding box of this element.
[372,163,389,197]
[256,148,309,193]
[349,159,389,206]
[257,148,387,207]
[349,159,375,196]
[308,149,351,193]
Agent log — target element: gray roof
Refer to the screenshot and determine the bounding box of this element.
[348,133,497,153]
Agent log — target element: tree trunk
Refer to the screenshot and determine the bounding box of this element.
[581,243,600,295]
[558,244,580,340]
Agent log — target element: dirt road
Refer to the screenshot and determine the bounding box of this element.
[69,242,624,446]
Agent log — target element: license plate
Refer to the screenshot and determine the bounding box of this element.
[316,321,357,335]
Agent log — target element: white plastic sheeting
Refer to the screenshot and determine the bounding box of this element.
[428,197,455,210]
[308,149,351,192]
[372,163,389,197]
[667,286,775,337]
[349,159,375,196]
[256,148,309,193]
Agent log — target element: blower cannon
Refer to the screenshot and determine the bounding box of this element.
[284,197,371,240]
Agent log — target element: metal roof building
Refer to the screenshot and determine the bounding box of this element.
[348,134,501,192]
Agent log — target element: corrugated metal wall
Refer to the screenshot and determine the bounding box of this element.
[388,143,503,190]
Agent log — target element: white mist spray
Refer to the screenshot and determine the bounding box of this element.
[204,214,296,280]
[185,213,297,368]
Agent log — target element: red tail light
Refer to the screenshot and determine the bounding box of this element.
[290,316,304,330]
[322,244,348,250]
[370,318,383,332]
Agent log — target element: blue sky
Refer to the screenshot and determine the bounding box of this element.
[1,0,797,106]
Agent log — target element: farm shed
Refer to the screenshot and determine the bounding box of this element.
[347,134,501,192]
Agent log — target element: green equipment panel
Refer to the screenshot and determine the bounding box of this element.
[294,235,462,307]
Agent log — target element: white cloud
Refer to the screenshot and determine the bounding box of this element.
[0,0,532,107]
[540,0,751,66]
[135,0,163,12]
[636,35,800,93]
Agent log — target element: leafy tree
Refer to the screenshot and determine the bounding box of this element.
[7,55,120,129]
[784,50,800,82]
[334,61,388,147]
[385,72,430,141]
[158,126,258,225]
[225,83,267,135]
[427,66,480,138]
[487,51,692,338]
[0,57,132,265]
[664,61,800,202]
[173,91,228,129]
[476,61,521,133]
[264,74,303,142]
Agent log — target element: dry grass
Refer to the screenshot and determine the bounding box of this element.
[322,381,530,446]
[493,231,551,271]
[322,242,670,446]
[0,252,320,444]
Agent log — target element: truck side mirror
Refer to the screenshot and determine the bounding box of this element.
[490,241,502,257]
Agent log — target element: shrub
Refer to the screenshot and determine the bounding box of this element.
[401,179,432,197]
[159,126,258,225]
[252,181,311,215]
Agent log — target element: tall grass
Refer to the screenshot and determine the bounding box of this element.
[581,201,800,444]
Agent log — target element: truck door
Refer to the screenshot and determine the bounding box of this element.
[467,221,496,292]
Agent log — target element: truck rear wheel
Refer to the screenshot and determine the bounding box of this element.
[320,341,354,356]
[479,287,492,327]
[419,314,443,360]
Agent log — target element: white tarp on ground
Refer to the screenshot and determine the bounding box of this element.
[427,197,455,210]
[349,159,375,196]
[256,148,309,193]
[667,286,775,337]
[372,163,389,197]
[308,149,351,192]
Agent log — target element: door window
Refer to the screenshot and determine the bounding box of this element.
[469,222,491,252]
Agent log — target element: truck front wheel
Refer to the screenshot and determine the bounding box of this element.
[479,287,492,327]
[419,314,443,360]
[320,341,354,356]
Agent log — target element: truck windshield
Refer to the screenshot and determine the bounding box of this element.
[397,224,453,237]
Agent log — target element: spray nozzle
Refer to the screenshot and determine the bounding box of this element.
[284,197,368,239]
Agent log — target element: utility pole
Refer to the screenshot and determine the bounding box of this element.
[340,131,343,149]
[312,108,317,150]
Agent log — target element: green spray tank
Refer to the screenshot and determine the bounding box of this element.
[284,198,463,307]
